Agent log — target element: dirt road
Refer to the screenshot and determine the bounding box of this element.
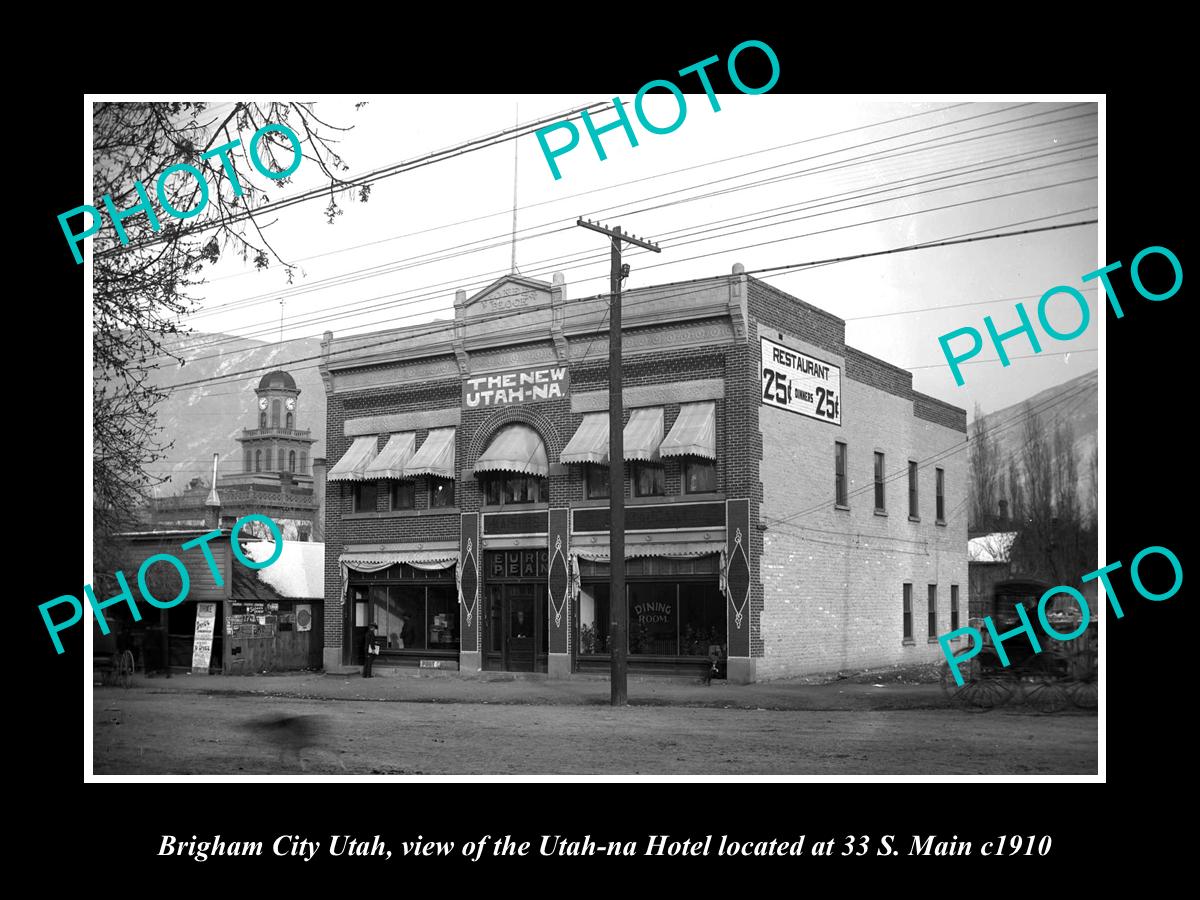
[92,676,1097,775]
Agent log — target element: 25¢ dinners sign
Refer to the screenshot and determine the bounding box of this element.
[760,336,841,425]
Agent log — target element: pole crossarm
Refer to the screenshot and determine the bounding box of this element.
[576,218,662,253]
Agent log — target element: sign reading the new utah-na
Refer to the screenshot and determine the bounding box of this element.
[463,364,570,409]
[760,336,841,425]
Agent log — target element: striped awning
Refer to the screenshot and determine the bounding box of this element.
[623,407,664,462]
[660,402,716,459]
[404,428,456,479]
[560,413,608,465]
[327,436,379,482]
[475,424,548,477]
[362,432,417,480]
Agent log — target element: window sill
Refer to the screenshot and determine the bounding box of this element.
[345,508,460,520]
[908,515,921,523]
[835,504,850,512]
[927,637,939,644]
[874,509,887,517]
[936,519,947,527]
[902,639,916,647]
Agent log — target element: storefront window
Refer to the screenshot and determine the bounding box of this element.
[577,567,726,658]
[358,573,459,652]
[483,475,544,505]
[578,583,610,654]
[633,463,665,497]
[628,582,677,654]
[585,464,610,499]
[683,458,717,494]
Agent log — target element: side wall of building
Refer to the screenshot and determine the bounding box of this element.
[748,278,968,678]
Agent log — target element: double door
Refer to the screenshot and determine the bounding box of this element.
[486,582,547,672]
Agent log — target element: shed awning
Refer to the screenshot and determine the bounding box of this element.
[362,432,417,480]
[560,413,609,465]
[475,424,548,477]
[327,436,379,482]
[403,428,456,479]
[660,402,716,459]
[623,407,664,462]
[339,550,457,572]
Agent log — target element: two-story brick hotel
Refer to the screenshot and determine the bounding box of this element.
[318,266,967,682]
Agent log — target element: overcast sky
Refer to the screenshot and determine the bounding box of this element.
[182,95,1099,417]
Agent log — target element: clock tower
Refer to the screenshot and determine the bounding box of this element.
[237,369,317,476]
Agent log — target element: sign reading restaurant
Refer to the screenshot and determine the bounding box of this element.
[760,335,842,425]
[463,364,570,409]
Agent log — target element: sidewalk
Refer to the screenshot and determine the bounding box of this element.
[119,668,966,712]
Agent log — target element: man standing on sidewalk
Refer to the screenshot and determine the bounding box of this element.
[363,623,379,678]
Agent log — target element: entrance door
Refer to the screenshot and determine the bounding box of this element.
[505,584,537,672]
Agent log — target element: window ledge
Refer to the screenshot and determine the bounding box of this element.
[935,519,947,527]
[481,501,550,512]
[927,637,939,644]
[908,515,921,523]
[902,639,916,647]
[346,508,460,520]
[874,509,887,517]
[835,504,850,512]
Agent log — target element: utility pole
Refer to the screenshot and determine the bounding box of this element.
[575,218,661,706]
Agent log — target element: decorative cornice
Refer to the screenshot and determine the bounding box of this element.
[344,408,462,437]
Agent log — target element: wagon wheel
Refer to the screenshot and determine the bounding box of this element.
[1022,676,1069,714]
[1064,646,1098,709]
[104,653,121,687]
[941,658,1015,711]
[119,650,135,689]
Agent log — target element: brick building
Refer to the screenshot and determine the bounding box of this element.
[318,267,967,682]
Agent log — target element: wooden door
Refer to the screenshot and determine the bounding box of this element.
[505,584,536,672]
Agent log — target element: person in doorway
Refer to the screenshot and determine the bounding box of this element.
[363,623,379,678]
[512,610,529,638]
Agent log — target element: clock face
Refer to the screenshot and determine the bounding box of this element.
[259,398,268,409]
[286,398,296,410]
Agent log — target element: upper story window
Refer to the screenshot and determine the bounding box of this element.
[286,412,293,430]
[834,442,848,507]
[873,452,886,512]
[259,411,267,429]
[271,399,281,428]
[288,450,296,473]
[633,463,665,497]
[390,480,415,510]
[430,479,455,508]
[683,458,717,494]
[908,460,919,520]
[255,450,262,472]
[353,481,377,513]
[483,475,543,506]
[935,467,946,523]
[585,464,610,499]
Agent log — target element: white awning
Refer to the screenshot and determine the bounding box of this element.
[623,407,664,462]
[404,428,456,479]
[339,550,457,572]
[570,541,726,561]
[660,402,716,459]
[475,424,548,477]
[327,436,379,482]
[560,413,609,465]
[362,432,417,480]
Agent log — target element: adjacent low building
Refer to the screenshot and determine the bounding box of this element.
[318,267,968,682]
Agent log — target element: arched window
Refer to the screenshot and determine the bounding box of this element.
[259,411,267,429]
[255,450,262,472]
[265,448,273,471]
[289,450,296,472]
[299,451,307,475]
[286,412,293,430]
[271,400,281,428]
[244,448,252,473]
